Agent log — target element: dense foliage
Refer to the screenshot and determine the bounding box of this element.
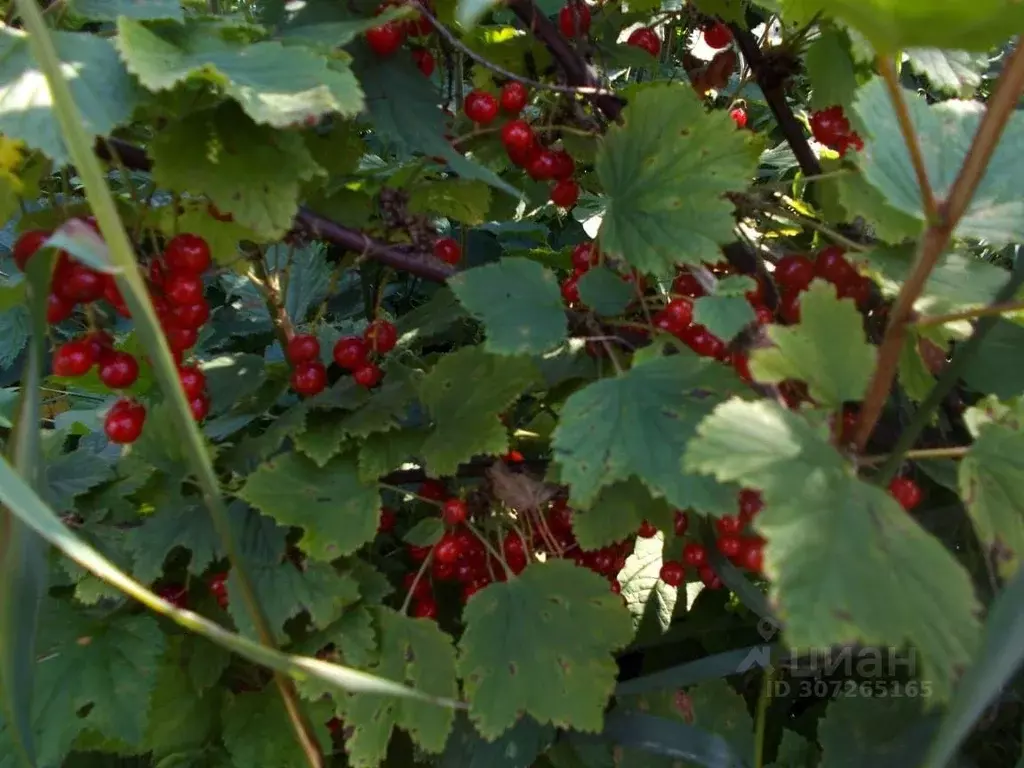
[1,0,1024,767]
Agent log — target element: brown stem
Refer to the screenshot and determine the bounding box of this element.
[248,250,295,351]
[859,445,970,466]
[913,299,1024,328]
[854,44,1024,452]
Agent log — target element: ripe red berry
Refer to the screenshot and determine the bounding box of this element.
[754,305,774,325]
[500,119,535,153]
[164,325,198,353]
[13,229,50,271]
[550,179,580,209]
[659,561,685,587]
[85,330,114,362]
[189,392,211,421]
[366,22,404,56]
[286,334,320,365]
[165,273,204,306]
[809,106,851,148]
[738,489,764,522]
[715,514,742,537]
[527,150,560,181]
[412,48,435,76]
[442,498,468,526]
[157,584,189,610]
[378,507,397,534]
[506,141,540,168]
[169,300,210,330]
[53,340,95,377]
[291,360,327,397]
[433,237,461,265]
[558,2,591,37]
[814,245,857,285]
[47,293,73,324]
[673,509,689,536]
[104,398,146,444]
[333,336,368,370]
[716,534,742,558]
[364,319,398,354]
[779,291,801,324]
[407,544,431,562]
[681,542,707,568]
[163,234,211,275]
[663,298,693,330]
[98,351,140,389]
[703,21,733,49]
[54,258,104,304]
[627,27,661,57]
[729,107,747,128]
[209,572,229,608]
[699,565,723,589]
[889,477,922,511]
[637,520,658,538]
[738,537,764,572]
[500,81,528,114]
[774,254,815,292]
[419,478,447,502]
[434,532,463,565]
[178,365,206,399]
[550,150,575,180]
[464,90,499,125]
[412,596,437,619]
[673,271,705,298]
[353,362,383,388]
[570,243,599,271]
[560,275,580,304]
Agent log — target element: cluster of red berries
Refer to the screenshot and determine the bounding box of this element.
[559,241,645,308]
[14,222,214,445]
[774,245,875,324]
[462,85,581,210]
[809,105,864,157]
[556,2,661,58]
[157,570,229,611]
[365,0,437,76]
[660,489,765,589]
[287,318,398,397]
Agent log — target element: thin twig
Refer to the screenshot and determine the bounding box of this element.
[854,44,1024,453]
[859,446,970,466]
[248,250,295,351]
[912,299,1024,328]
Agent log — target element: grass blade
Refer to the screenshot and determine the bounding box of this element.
[921,564,1024,768]
[0,251,56,766]
[615,646,773,696]
[0,452,466,709]
[13,1,322,762]
[598,710,747,767]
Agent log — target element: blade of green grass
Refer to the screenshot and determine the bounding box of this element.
[13,1,322,763]
[598,710,747,767]
[921,564,1024,768]
[0,452,466,709]
[0,250,54,767]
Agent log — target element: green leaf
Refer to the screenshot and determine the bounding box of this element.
[853,76,1024,245]
[70,0,184,20]
[420,346,541,475]
[294,410,349,467]
[682,680,755,765]
[409,179,492,225]
[449,258,568,356]
[116,18,363,126]
[42,449,114,511]
[279,7,411,48]
[358,428,430,483]
[44,218,114,273]
[573,478,673,551]
[576,267,635,316]
[1,601,166,764]
[271,244,332,323]
[0,29,138,163]
[750,281,876,407]
[963,320,1024,398]
[0,308,28,369]
[440,713,555,768]
[333,366,420,439]
[959,421,1024,579]
[238,451,381,561]
[831,165,923,244]
[905,49,987,96]
[458,560,634,737]
[820,695,932,768]
[806,28,860,110]
[455,0,500,29]
[783,0,1024,52]
[144,639,220,758]
[150,102,323,240]
[551,355,743,514]
[618,534,676,639]
[222,690,332,768]
[404,518,444,547]
[341,608,459,768]
[128,496,219,583]
[693,295,756,342]
[596,84,760,276]
[685,399,982,700]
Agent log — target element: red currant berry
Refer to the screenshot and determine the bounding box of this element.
[434,532,463,565]
[55,259,104,304]
[814,245,856,285]
[209,572,229,608]
[104,398,146,444]
[570,243,599,271]
[779,291,801,324]
[169,300,210,330]
[377,507,397,534]
[774,254,815,292]
[754,305,774,325]
[738,488,764,522]
[889,476,922,511]
[550,179,580,209]
[664,298,693,329]
[673,509,689,536]
[412,48,435,76]
[178,365,206,399]
[419,479,447,502]
[157,584,189,610]
[286,334,321,365]
[673,271,705,298]
[809,106,851,148]
[560,275,580,304]
[627,27,661,57]
[366,22,405,56]
[464,90,499,125]
[433,237,461,265]
[442,498,468,526]
[85,330,114,362]
[659,561,685,587]
[46,293,73,324]
[506,140,540,167]
[527,150,559,181]
[637,520,658,538]
[500,81,528,114]
[716,534,742,558]
[53,340,95,377]
[165,273,204,306]
[738,537,764,572]
[558,2,591,37]
[98,351,140,389]
[189,392,211,421]
[500,119,535,154]
[291,360,327,397]
[729,107,747,128]
[164,326,198,353]
[681,542,707,568]
[715,515,742,537]
[364,319,398,354]
[550,150,575,180]
[407,544,431,563]
[698,565,723,589]
[703,21,733,49]
[333,336,368,370]
[13,229,50,271]
[548,499,573,533]
[353,362,383,388]
[163,234,211,275]
[103,275,130,317]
